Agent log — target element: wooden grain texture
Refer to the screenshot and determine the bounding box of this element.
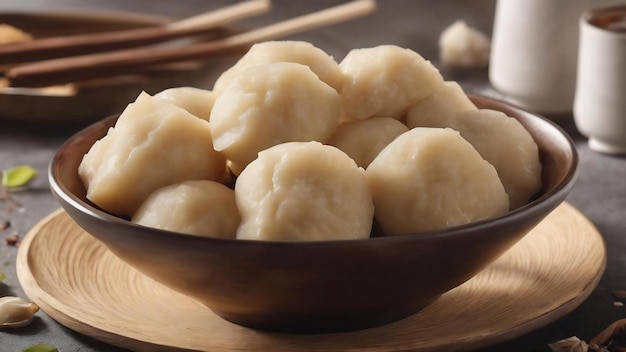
[0,0,270,64]
[16,202,605,352]
[0,11,238,123]
[7,0,377,87]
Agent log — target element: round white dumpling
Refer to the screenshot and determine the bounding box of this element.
[154,86,217,121]
[439,20,491,68]
[213,41,344,93]
[340,45,445,121]
[210,62,342,174]
[132,180,239,239]
[79,92,227,217]
[366,128,509,235]
[235,141,374,242]
[328,117,409,168]
[405,81,477,128]
[450,109,543,209]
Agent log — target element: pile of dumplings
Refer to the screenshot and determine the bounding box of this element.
[78,41,542,242]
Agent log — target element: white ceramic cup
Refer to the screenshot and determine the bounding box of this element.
[489,0,615,114]
[573,5,626,154]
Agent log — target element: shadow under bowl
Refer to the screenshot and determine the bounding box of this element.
[49,95,578,334]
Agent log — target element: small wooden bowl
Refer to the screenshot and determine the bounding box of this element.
[49,95,578,333]
[0,11,236,124]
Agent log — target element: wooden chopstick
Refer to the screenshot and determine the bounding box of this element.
[0,0,271,65]
[7,0,376,88]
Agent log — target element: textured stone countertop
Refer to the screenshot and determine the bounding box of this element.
[1,1,625,351]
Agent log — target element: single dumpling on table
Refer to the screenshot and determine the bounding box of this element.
[132,180,240,239]
[213,40,345,93]
[366,127,509,236]
[78,92,227,217]
[442,109,542,209]
[328,117,409,168]
[339,45,445,122]
[405,81,477,128]
[210,62,342,175]
[235,141,374,242]
[438,20,491,68]
[154,86,217,121]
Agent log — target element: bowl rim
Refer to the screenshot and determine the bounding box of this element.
[49,94,579,247]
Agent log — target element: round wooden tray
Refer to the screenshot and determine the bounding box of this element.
[16,203,605,352]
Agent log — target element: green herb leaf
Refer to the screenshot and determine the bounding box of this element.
[22,344,59,352]
[2,165,38,188]
[0,269,5,282]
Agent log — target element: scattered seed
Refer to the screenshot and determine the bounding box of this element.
[0,296,39,328]
[613,290,626,300]
[548,336,588,351]
[0,221,9,231]
[614,301,624,307]
[5,232,19,246]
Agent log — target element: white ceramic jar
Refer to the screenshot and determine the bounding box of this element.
[574,5,626,154]
[489,0,616,114]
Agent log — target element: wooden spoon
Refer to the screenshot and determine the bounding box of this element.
[0,0,271,64]
[7,0,376,88]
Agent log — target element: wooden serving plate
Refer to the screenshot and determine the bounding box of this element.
[16,202,605,352]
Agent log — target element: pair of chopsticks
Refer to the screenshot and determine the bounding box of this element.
[3,0,376,88]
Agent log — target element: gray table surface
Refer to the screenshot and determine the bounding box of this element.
[1,1,625,351]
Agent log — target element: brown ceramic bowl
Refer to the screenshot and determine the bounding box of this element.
[49,95,578,334]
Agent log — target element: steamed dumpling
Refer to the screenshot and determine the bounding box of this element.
[340,45,445,121]
[328,117,409,168]
[79,92,227,217]
[210,62,342,174]
[132,180,239,239]
[154,86,217,121]
[439,21,491,68]
[445,109,543,209]
[235,141,374,241]
[405,81,477,128]
[213,41,345,93]
[366,128,509,235]
[407,104,542,209]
